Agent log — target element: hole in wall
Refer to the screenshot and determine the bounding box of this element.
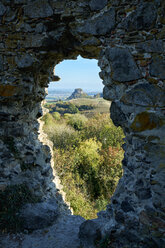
[42,56,124,219]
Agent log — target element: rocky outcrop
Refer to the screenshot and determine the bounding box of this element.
[67,88,88,99]
[0,0,165,247]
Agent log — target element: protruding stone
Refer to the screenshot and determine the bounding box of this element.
[76,8,115,35]
[120,3,157,31]
[106,47,141,82]
[150,56,165,80]
[15,54,35,69]
[121,200,134,212]
[136,40,164,53]
[89,0,107,11]
[135,188,152,200]
[131,111,162,132]
[24,0,53,18]
[19,200,59,230]
[0,55,3,72]
[121,82,165,107]
[0,2,6,16]
[0,85,17,97]
[79,220,101,248]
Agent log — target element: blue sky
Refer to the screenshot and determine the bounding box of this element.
[48,56,103,92]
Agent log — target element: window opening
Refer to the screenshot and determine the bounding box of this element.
[42,56,124,219]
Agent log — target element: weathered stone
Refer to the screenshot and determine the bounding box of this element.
[0,112,13,121]
[150,56,165,80]
[121,82,165,107]
[115,210,125,223]
[0,2,6,16]
[121,200,134,212]
[0,1,165,247]
[106,47,141,82]
[120,3,157,31]
[76,8,115,36]
[79,220,101,247]
[136,40,164,53]
[0,55,3,72]
[103,84,126,101]
[89,0,107,11]
[0,85,17,97]
[24,0,53,19]
[131,111,162,132]
[17,23,32,32]
[110,101,127,127]
[135,188,152,200]
[15,54,35,69]
[19,200,59,230]
[24,34,45,48]
[35,23,47,33]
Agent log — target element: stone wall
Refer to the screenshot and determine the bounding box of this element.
[0,0,165,246]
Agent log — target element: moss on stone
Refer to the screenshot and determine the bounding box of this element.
[0,85,17,97]
[131,112,158,132]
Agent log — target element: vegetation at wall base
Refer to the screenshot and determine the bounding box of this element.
[0,184,39,233]
[42,99,124,219]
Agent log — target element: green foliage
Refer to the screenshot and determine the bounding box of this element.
[0,184,39,233]
[67,103,79,114]
[48,102,80,115]
[41,113,54,126]
[52,112,61,121]
[75,138,102,172]
[44,98,109,116]
[42,107,124,219]
[99,124,124,148]
[53,149,97,219]
[46,123,80,149]
[67,114,88,131]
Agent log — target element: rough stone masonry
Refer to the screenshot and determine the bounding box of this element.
[0,0,165,247]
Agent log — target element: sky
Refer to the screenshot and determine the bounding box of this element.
[48,56,103,92]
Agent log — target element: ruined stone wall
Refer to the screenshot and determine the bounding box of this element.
[0,0,165,246]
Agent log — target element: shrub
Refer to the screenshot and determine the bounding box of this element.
[74,139,103,199]
[67,114,88,131]
[47,123,80,149]
[81,113,110,140]
[75,138,102,171]
[53,148,97,219]
[99,124,124,148]
[41,113,54,126]
[99,146,123,198]
[52,112,61,121]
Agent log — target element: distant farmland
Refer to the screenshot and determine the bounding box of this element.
[45,98,111,117]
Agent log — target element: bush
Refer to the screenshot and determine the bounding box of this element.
[53,148,97,219]
[52,112,61,121]
[42,110,124,219]
[99,124,124,148]
[41,113,54,126]
[74,139,103,199]
[81,113,110,140]
[99,146,123,198]
[67,113,88,131]
[47,123,80,149]
[75,138,102,172]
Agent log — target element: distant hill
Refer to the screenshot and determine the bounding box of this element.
[67,88,89,100]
